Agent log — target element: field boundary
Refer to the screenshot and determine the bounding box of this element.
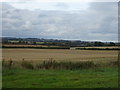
[2,46,120,50]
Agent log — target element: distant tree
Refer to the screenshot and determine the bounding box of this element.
[19,40,22,44]
[94,42,104,46]
[3,40,9,44]
[33,42,36,45]
[109,42,115,46]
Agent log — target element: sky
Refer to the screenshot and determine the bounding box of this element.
[1,1,118,42]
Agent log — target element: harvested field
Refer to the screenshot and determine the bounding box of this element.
[2,49,118,63]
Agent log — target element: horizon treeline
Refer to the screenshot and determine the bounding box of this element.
[2,37,118,47]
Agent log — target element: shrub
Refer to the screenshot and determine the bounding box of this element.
[21,59,34,69]
[109,61,119,66]
[2,59,13,69]
[36,60,95,70]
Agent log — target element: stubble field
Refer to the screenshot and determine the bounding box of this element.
[2,49,118,62]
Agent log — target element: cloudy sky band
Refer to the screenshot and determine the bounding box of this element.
[1,2,118,42]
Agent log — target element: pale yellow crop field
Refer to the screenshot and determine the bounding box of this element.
[2,49,118,63]
[72,46,118,48]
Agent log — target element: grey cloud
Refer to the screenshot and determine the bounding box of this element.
[2,2,118,41]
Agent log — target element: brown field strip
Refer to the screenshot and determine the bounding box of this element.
[2,44,49,47]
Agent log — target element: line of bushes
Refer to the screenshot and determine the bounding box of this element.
[2,59,119,70]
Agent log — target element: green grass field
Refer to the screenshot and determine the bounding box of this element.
[3,66,118,88]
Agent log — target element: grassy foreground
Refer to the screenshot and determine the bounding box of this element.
[3,66,118,88]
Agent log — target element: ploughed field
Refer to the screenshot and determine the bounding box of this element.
[2,49,118,63]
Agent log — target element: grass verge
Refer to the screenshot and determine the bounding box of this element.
[2,60,118,88]
[2,66,118,88]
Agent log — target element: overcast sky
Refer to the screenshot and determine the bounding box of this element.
[1,1,118,42]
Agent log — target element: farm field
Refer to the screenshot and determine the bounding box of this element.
[2,49,118,62]
[2,48,119,88]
